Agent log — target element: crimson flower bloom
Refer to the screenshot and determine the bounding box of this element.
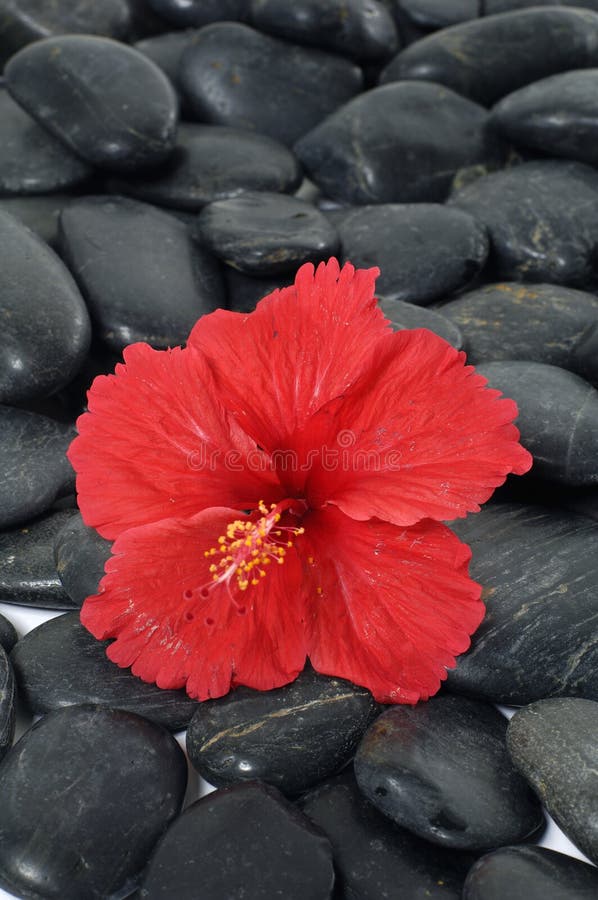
[68,259,532,704]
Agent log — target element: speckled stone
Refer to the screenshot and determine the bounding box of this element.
[0,704,187,900]
[295,81,501,205]
[463,845,598,900]
[186,668,378,795]
[378,297,463,347]
[448,503,598,704]
[140,782,335,900]
[11,612,200,730]
[0,614,17,654]
[354,696,543,850]
[508,698,598,864]
[0,511,76,609]
[54,513,111,607]
[179,22,362,146]
[380,7,598,106]
[0,647,15,763]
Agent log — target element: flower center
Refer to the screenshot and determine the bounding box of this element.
[202,500,304,596]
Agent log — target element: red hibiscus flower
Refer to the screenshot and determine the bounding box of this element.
[68,259,532,704]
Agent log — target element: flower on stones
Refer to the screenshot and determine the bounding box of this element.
[68,259,532,704]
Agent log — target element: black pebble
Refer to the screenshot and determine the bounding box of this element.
[147,0,248,27]
[0,647,15,763]
[463,845,598,900]
[224,268,287,313]
[0,614,17,654]
[0,195,75,248]
[54,513,112,607]
[378,297,463,347]
[0,511,76,609]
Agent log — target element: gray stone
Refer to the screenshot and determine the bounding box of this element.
[147,0,248,27]
[0,195,75,248]
[0,613,17,654]
[463,845,598,900]
[0,647,15,763]
[378,297,463,347]
[0,511,76,609]
[54,513,112,607]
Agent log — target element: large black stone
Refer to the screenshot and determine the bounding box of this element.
[295,81,500,205]
[0,614,17,654]
[224,268,287,313]
[59,196,224,351]
[11,612,200,730]
[186,668,378,795]
[448,503,598,704]
[300,769,477,900]
[508,698,598,865]
[147,0,248,27]
[0,195,75,247]
[0,406,75,529]
[0,511,76,609]
[140,782,335,899]
[194,191,339,274]
[354,696,543,850]
[450,160,598,287]
[334,203,488,304]
[178,22,362,146]
[0,647,15,763]
[5,35,178,171]
[463,845,598,900]
[0,704,187,899]
[54,513,112,607]
[111,123,302,211]
[378,297,463,347]
[380,7,598,106]
[0,209,91,405]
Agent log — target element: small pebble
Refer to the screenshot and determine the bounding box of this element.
[0,613,17,654]
[0,511,76,609]
[0,647,15,763]
[463,845,598,900]
[147,0,248,28]
[54,512,112,606]
[378,298,463,347]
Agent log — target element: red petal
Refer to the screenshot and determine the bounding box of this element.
[188,258,390,451]
[81,509,309,700]
[306,329,533,525]
[302,507,484,704]
[68,343,281,540]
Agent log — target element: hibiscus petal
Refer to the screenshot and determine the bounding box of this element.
[306,329,533,525]
[80,509,309,700]
[187,258,390,451]
[68,343,281,540]
[301,506,484,704]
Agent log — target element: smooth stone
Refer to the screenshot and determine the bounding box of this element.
[379,8,598,106]
[0,511,76,609]
[147,0,249,27]
[224,268,286,313]
[5,35,178,172]
[300,769,476,899]
[447,503,598,704]
[0,88,91,195]
[127,0,171,40]
[0,704,187,900]
[0,613,17,654]
[486,0,598,12]
[0,0,131,65]
[450,160,598,287]
[440,282,598,370]
[478,360,598,484]
[508,698,598,864]
[140,782,334,899]
[194,191,339,275]
[491,69,598,166]
[179,22,362,146]
[378,297,463,347]
[11,612,200,730]
[59,196,224,351]
[295,81,500,205]
[0,647,15,762]
[393,0,479,28]
[0,406,75,529]
[570,319,598,386]
[250,0,399,61]
[463,845,598,900]
[110,123,302,211]
[186,669,378,795]
[0,195,75,248]
[354,696,543,850]
[335,203,488,304]
[54,513,111,607]
[134,29,195,86]
[0,209,91,405]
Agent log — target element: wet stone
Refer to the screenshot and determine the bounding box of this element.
[448,503,598,704]
[300,769,476,900]
[11,612,200,730]
[147,0,249,27]
[186,668,378,795]
[450,160,598,287]
[0,511,76,609]
[111,123,302,212]
[0,704,187,900]
[59,196,224,352]
[0,209,91,405]
[295,81,500,205]
[5,35,178,172]
[334,203,488,304]
[54,513,112,607]
[249,0,399,61]
[378,297,463,347]
[140,781,335,900]
[0,647,15,763]
[194,191,339,275]
[179,22,362,146]
[380,7,598,107]
[477,360,598,484]
[508,698,598,864]
[0,613,17,654]
[463,845,598,900]
[440,282,598,370]
[0,406,75,530]
[354,696,543,851]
